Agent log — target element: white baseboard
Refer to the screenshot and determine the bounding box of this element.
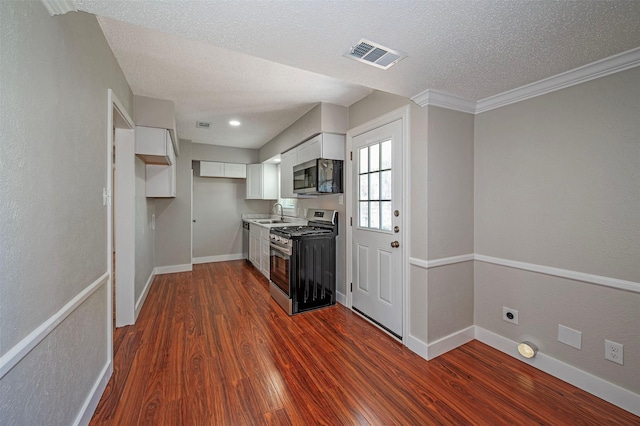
[73,360,112,426]
[192,254,244,264]
[426,325,475,360]
[405,334,429,361]
[475,326,640,417]
[135,270,155,320]
[154,263,193,275]
[336,291,346,306]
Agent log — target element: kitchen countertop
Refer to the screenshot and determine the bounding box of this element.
[242,214,306,229]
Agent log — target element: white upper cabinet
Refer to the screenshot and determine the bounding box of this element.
[224,163,247,178]
[135,126,174,165]
[199,161,247,178]
[199,161,224,177]
[296,133,345,164]
[246,164,278,200]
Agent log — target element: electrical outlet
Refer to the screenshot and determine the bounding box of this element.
[502,307,519,324]
[605,340,624,365]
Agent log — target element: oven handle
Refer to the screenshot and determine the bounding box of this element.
[270,242,292,257]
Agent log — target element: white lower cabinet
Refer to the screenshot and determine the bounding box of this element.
[249,223,272,279]
[249,226,261,269]
[260,235,270,278]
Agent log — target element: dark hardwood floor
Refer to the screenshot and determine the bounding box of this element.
[90,261,638,425]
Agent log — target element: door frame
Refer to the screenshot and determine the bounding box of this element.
[106,89,136,337]
[345,105,411,343]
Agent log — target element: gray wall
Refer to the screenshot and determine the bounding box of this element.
[155,142,271,263]
[135,158,155,299]
[0,2,132,424]
[192,176,272,258]
[192,143,260,163]
[474,67,640,393]
[155,140,193,267]
[426,106,475,341]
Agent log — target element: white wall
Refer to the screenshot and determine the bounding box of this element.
[0,3,133,424]
[474,67,640,394]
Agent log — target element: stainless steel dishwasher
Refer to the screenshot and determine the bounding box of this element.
[242,221,250,260]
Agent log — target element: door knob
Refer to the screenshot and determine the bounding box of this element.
[391,241,400,248]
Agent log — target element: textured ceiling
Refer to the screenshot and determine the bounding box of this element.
[97,18,371,149]
[74,0,640,149]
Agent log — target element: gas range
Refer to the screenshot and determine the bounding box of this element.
[270,209,338,243]
[269,209,338,315]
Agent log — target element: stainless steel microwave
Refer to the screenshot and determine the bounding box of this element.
[293,159,343,195]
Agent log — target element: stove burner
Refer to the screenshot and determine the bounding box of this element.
[271,225,333,238]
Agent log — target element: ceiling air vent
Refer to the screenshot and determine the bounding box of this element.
[343,39,407,70]
[196,121,211,129]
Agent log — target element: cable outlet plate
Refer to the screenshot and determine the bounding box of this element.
[605,340,624,365]
[503,307,519,324]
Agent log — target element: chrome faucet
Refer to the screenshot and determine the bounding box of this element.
[273,203,284,221]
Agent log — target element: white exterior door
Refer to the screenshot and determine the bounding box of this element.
[352,119,403,337]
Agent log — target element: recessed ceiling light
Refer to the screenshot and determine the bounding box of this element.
[229,120,241,126]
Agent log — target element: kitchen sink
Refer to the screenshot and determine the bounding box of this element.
[255,219,286,224]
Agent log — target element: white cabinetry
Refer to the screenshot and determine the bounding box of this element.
[259,226,271,278]
[135,126,174,165]
[296,133,345,164]
[135,126,176,198]
[199,161,224,177]
[224,163,247,178]
[249,225,261,268]
[279,149,298,199]
[249,223,271,278]
[246,164,278,199]
[200,161,247,178]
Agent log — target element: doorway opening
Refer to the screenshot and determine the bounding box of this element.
[106,89,135,362]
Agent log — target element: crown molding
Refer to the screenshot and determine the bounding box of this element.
[476,46,640,113]
[410,89,476,114]
[41,0,77,16]
[411,47,640,115]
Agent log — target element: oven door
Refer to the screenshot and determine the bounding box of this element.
[270,242,291,297]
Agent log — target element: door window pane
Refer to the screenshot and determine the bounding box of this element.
[381,170,391,200]
[360,147,368,174]
[359,175,369,200]
[359,201,369,227]
[381,139,392,170]
[369,144,379,172]
[370,202,380,229]
[370,171,380,200]
[357,140,392,231]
